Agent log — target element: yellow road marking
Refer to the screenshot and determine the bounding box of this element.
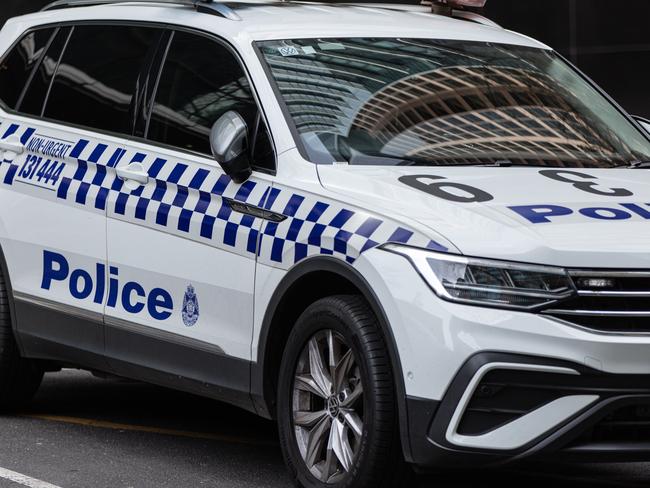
[20,414,277,447]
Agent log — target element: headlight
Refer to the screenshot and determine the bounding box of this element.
[383,244,575,310]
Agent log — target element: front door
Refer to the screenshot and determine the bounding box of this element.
[104,30,273,404]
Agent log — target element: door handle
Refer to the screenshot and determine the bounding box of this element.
[0,138,25,156]
[116,163,149,185]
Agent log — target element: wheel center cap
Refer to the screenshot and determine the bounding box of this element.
[327,396,340,418]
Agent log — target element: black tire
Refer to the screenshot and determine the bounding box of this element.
[0,270,43,410]
[278,295,409,488]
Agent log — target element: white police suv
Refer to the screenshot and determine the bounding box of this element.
[1,0,650,485]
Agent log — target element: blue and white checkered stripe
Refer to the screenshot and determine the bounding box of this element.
[56,138,128,211]
[0,121,448,267]
[258,188,447,266]
[0,124,36,185]
[58,138,269,255]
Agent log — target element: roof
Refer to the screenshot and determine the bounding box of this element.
[14,1,549,48]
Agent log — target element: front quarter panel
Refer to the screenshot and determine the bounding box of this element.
[352,247,452,399]
[256,152,458,270]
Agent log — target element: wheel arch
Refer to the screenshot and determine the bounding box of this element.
[251,255,414,461]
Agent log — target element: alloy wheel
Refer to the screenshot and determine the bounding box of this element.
[292,329,365,483]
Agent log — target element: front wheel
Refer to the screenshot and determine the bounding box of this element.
[277,295,405,488]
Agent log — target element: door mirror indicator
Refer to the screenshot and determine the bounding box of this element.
[210,111,252,184]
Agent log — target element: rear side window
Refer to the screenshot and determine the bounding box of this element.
[19,27,71,117]
[0,28,56,110]
[43,24,163,135]
[146,31,257,155]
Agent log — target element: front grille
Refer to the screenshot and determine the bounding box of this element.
[569,402,650,446]
[543,271,650,333]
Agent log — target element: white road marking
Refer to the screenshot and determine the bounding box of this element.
[0,467,62,488]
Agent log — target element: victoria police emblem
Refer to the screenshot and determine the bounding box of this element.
[182,284,200,327]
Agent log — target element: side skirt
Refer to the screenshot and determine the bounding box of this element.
[14,291,107,371]
[105,316,254,413]
[14,292,255,413]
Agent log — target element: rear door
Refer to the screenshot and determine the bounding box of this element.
[103,29,275,404]
[0,23,164,365]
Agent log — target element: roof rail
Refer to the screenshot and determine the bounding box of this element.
[450,9,500,28]
[41,0,242,21]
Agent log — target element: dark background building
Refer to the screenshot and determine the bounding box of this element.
[485,0,650,119]
[1,0,649,117]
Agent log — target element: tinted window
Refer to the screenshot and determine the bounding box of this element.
[19,27,71,117]
[147,32,257,155]
[251,114,275,171]
[259,38,650,168]
[44,25,162,135]
[0,28,56,110]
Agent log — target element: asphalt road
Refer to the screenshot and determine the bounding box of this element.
[0,370,647,488]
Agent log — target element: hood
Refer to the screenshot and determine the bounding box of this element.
[317,165,650,268]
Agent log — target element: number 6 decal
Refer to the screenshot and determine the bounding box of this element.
[539,170,633,197]
[399,174,494,202]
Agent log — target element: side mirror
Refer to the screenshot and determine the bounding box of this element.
[633,115,650,135]
[210,111,252,183]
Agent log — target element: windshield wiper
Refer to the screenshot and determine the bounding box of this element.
[399,160,544,168]
[465,160,516,167]
[348,153,623,168]
[348,152,515,167]
[396,158,534,167]
[629,161,650,169]
[347,154,432,166]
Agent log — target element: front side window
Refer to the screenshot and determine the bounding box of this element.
[257,38,650,168]
[43,24,163,135]
[0,27,56,110]
[146,31,258,156]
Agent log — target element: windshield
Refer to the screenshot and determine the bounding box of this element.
[257,38,650,167]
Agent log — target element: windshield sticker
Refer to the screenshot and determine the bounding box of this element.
[277,46,301,57]
[318,42,345,51]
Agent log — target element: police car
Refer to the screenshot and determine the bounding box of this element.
[1,0,650,485]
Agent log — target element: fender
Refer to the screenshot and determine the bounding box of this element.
[251,255,415,461]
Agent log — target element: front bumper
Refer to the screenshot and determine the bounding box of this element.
[354,249,650,467]
[407,352,650,468]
